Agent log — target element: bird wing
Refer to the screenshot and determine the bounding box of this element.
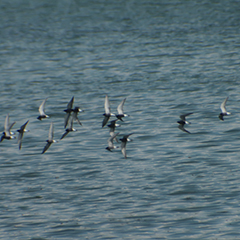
[72,112,82,126]
[102,115,110,128]
[178,125,191,134]
[42,142,51,154]
[117,98,126,115]
[220,97,228,113]
[64,112,71,128]
[39,98,47,115]
[48,122,54,141]
[4,114,9,134]
[60,130,69,140]
[104,95,111,114]
[180,113,193,121]
[67,96,74,109]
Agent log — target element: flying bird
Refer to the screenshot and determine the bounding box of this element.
[219,97,231,121]
[116,98,129,121]
[17,120,29,150]
[72,107,83,126]
[177,113,193,134]
[37,98,49,120]
[64,96,74,128]
[0,114,16,142]
[119,133,134,159]
[102,95,115,128]
[60,116,77,140]
[106,132,119,152]
[42,122,57,154]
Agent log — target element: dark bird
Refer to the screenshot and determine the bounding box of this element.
[42,122,57,154]
[219,97,231,121]
[102,95,115,128]
[37,98,49,120]
[72,107,83,126]
[119,133,134,159]
[1,114,16,142]
[177,113,193,134]
[106,132,119,152]
[64,96,74,128]
[116,98,129,121]
[60,116,77,140]
[17,120,29,150]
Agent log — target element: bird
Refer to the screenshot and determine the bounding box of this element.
[17,120,29,150]
[106,132,119,152]
[42,122,57,154]
[177,113,193,134]
[119,133,134,158]
[219,97,231,121]
[60,116,77,140]
[116,98,129,121]
[72,107,83,126]
[64,96,74,128]
[102,95,115,128]
[107,119,120,142]
[1,114,16,142]
[37,98,49,120]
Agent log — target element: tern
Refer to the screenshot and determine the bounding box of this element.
[116,98,129,121]
[177,113,193,134]
[119,133,134,159]
[102,95,115,128]
[42,122,57,154]
[17,120,29,150]
[37,98,49,120]
[219,97,231,121]
[64,96,74,128]
[0,114,16,142]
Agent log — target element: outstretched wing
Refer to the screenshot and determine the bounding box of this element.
[117,98,126,115]
[220,97,228,113]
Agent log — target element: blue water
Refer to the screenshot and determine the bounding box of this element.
[1,0,240,239]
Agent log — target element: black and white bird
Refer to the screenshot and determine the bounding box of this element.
[60,116,77,140]
[102,95,115,128]
[1,114,16,142]
[64,96,74,128]
[17,120,29,150]
[219,97,231,121]
[72,107,83,126]
[177,113,193,134]
[37,98,49,120]
[106,132,119,152]
[119,133,134,159]
[116,98,129,121]
[42,122,57,154]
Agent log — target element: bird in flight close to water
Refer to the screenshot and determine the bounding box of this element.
[1,114,16,142]
[37,98,49,120]
[119,133,134,159]
[42,122,57,154]
[102,95,115,128]
[177,113,193,134]
[116,98,129,121]
[219,97,231,121]
[17,120,29,150]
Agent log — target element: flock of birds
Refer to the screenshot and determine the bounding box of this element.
[1,95,230,157]
[0,95,134,159]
